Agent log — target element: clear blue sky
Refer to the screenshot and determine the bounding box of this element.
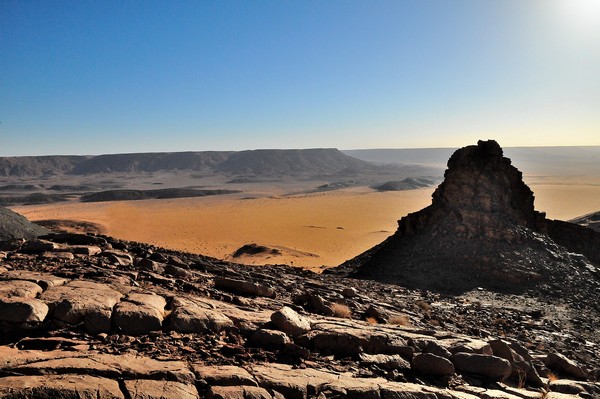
[1,0,599,156]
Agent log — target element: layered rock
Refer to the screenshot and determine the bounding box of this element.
[337,140,600,295]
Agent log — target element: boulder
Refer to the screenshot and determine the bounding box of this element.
[0,297,48,324]
[544,353,587,379]
[168,297,233,333]
[249,329,291,349]
[412,353,455,376]
[270,306,311,336]
[359,353,410,370]
[40,280,123,333]
[113,292,166,335]
[452,353,512,381]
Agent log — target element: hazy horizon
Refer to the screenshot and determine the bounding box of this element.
[2,1,599,156]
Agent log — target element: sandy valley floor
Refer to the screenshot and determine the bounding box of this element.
[12,176,600,270]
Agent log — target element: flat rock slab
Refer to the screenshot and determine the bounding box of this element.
[0,347,194,384]
[192,364,258,386]
[168,297,233,333]
[0,374,124,399]
[113,292,166,335]
[40,280,123,333]
[0,271,67,289]
[0,280,43,298]
[208,385,275,399]
[123,379,199,399]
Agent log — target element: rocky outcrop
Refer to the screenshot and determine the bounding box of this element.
[0,207,49,241]
[336,140,600,296]
[0,233,597,398]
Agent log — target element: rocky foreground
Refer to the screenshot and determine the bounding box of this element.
[1,232,598,399]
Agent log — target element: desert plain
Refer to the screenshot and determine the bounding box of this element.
[11,174,600,270]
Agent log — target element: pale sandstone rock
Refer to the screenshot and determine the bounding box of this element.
[40,251,75,260]
[359,353,411,370]
[168,297,233,333]
[123,379,199,399]
[0,270,67,288]
[0,297,48,323]
[3,349,194,384]
[207,385,275,399]
[113,292,166,335]
[41,280,123,333]
[0,280,43,298]
[0,374,123,399]
[270,306,311,336]
[192,364,258,386]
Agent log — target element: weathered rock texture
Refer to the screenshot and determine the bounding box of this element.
[337,140,600,295]
[0,232,597,398]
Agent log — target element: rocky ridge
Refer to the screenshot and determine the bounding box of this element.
[0,232,598,398]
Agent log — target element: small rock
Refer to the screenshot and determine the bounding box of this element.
[270,306,311,337]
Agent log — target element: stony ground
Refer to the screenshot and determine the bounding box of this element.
[0,233,598,399]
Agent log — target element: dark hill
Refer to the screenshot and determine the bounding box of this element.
[333,140,600,297]
[70,151,234,174]
[0,207,49,241]
[216,148,372,175]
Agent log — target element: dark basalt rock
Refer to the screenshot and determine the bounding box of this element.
[335,140,600,296]
[0,207,49,241]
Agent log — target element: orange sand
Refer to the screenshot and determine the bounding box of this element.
[13,188,433,269]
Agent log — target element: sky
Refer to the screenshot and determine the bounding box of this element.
[1,1,600,156]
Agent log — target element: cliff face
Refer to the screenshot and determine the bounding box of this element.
[337,140,600,295]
